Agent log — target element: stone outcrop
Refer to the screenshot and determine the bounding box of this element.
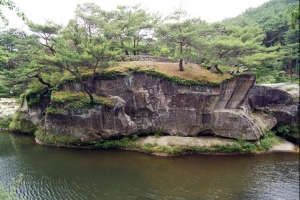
[41,73,277,142]
[248,85,299,126]
[9,94,50,134]
[0,98,19,119]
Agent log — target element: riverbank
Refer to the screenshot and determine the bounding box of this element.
[35,135,299,157]
[1,130,299,200]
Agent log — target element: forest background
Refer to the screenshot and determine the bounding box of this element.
[0,0,298,98]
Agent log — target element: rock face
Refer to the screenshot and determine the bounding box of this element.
[0,98,19,119]
[248,85,299,126]
[9,94,51,134]
[42,73,277,141]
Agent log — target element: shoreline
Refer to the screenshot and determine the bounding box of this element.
[35,136,299,157]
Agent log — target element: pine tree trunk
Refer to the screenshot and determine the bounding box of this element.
[83,84,94,103]
[179,59,184,71]
[210,63,223,74]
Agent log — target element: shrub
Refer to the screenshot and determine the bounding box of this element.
[25,80,47,106]
[0,117,12,129]
[131,134,139,141]
[276,125,291,135]
[260,129,277,150]
[141,143,154,152]
[49,91,114,112]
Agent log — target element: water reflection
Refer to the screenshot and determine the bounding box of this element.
[0,131,299,200]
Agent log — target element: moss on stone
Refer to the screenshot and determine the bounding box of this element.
[34,131,280,155]
[9,111,36,134]
[0,117,12,129]
[59,69,123,86]
[24,82,48,107]
[48,91,114,113]
[35,128,82,146]
[57,63,237,87]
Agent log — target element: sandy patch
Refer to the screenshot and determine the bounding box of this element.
[268,140,299,153]
[138,136,236,147]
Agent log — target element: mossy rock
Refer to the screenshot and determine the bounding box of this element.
[48,91,114,113]
[9,118,36,134]
[9,111,36,134]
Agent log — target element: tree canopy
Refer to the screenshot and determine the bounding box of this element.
[0,0,299,98]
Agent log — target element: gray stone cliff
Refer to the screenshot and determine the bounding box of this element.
[248,85,299,127]
[42,73,277,142]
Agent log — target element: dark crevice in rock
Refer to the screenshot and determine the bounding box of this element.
[197,129,216,137]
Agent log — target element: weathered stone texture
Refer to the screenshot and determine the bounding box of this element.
[0,98,19,119]
[42,73,275,141]
[248,85,299,126]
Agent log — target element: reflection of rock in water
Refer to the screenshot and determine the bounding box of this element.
[12,70,298,144]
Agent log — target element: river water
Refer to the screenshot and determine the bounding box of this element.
[0,131,299,200]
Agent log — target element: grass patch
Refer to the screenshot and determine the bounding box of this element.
[34,129,279,155]
[47,91,114,113]
[110,61,233,84]
[56,61,240,89]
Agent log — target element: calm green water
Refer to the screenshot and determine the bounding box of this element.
[0,131,299,200]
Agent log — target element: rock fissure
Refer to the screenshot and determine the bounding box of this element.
[4,72,298,145]
[41,73,273,141]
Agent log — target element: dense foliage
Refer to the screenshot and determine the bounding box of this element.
[0,0,299,99]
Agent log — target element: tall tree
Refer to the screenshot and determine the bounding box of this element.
[279,28,299,82]
[287,4,299,29]
[110,4,159,55]
[157,8,205,71]
[44,19,118,103]
[49,36,117,103]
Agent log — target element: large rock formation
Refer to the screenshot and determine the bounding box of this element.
[248,84,299,126]
[41,73,277,142]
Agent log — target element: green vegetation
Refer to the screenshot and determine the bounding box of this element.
[35,128,82,146]
[113,63,233,84]
[0,117,12,129]
[9,111,36,134]
[274,124,299,144]
[0,174,24,200]
[139,69,219,86]
[222,0,299,83]
[0,0,298,100]
[47,91,113,113]
[35,128,279,155]
[0,1,297,155]
[0,0,27,25]
[259,128,278,150]
[58,69,123,85]
[156,7,205,71]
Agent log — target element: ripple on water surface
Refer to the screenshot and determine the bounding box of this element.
[0,131,299,200]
